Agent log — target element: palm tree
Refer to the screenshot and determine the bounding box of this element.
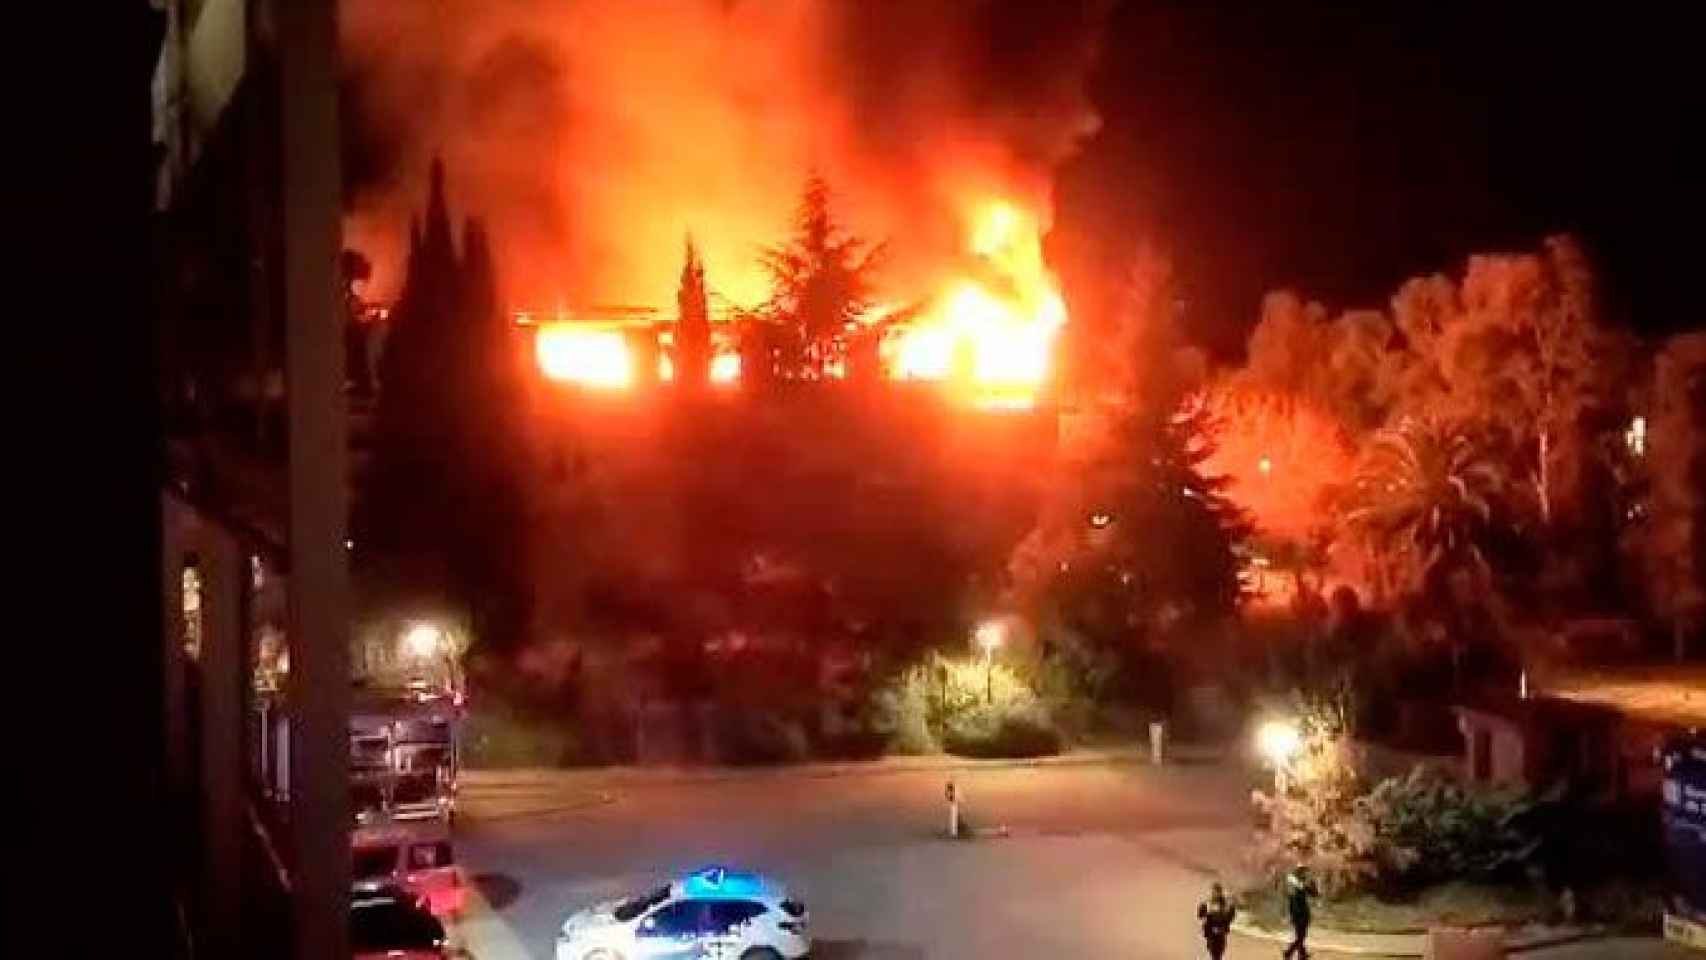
[1341,417,1507,598]
[1340,417,1510,690]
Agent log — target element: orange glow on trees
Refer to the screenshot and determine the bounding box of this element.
[1201,383,1356,546]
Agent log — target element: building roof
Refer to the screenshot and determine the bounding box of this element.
[1543,666,1706,729]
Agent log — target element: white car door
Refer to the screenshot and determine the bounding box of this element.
[634,901,706,960]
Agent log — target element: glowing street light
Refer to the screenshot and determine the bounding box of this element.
[403,622,445,660]
[401,621,465,702]
[975,620,1004,704]
[1257,719,1302,793]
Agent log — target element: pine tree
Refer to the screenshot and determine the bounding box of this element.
[361,159,531,650]
[675,236,711,391]
[1011,246,1247,643]
[758,174,882,380]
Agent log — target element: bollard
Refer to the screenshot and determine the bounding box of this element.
[1149,720,1166,765]
[945,778,959,838]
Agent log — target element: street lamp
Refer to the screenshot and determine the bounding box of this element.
[403,622,444,660]
[975,620,1004,704]
[401,622,461,699]
[1257,719,1301,794]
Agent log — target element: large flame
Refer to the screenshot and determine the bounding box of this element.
[530,199,1066,405]
[535,324,635,389]
[887,201,1067,409]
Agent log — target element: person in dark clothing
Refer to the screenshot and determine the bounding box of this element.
[1196,881,1237,959]
[1282,864,1319,959]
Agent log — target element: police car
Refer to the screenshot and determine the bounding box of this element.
[555,866,810,960]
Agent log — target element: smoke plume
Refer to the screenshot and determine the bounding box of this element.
[341,0,1107,311]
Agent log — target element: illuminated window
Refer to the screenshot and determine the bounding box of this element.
[1625,416,1647,458]
[181,560,203,662]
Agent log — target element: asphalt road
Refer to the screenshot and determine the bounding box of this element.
[450,757,1682,960]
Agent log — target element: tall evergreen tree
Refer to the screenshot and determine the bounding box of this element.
[675,236,711,391]
[1011,247,1247,644]
[361,159,531,651]
[757,174,882,380]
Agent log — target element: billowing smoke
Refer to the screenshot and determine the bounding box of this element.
[341,0,1107,311]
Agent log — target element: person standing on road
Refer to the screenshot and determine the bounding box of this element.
[1281,864,1318,959]
[1196,881,1236,959]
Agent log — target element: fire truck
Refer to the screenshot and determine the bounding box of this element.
[350,685,462,824]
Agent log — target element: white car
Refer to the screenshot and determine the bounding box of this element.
[555,866,810,960]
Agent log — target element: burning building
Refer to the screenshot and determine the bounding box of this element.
[342,0,1108,410]
[519,197,1072,412]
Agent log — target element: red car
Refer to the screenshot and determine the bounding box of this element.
[352,820,468,918]
[351,887,449,959]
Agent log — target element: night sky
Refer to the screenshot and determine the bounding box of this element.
[1056,2,1701,356]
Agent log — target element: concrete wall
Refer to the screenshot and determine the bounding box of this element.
[162,491,251,957]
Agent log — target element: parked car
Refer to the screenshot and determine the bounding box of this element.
[352,819,467,918]
[351,886,449,960]
[555,866,809,960]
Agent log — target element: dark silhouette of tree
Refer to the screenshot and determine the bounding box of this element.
[757,174,883,380]
[675,236,711,391]
[361,158,531,652]
[1012,246,1246,651]
[735,309,781,394]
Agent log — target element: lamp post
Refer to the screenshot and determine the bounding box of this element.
[1257,719,1301,794]
[402,622,458,696]
[975,621,1003,705]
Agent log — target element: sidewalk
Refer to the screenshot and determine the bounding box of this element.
[1232,916,1614,957]
[461,743,1217,794]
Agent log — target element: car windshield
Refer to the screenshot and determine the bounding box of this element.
[353,846,397,881]
[613,885,671,922]
[392,773,437,804]
[351,901,444,952]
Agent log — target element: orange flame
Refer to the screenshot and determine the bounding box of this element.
[887,200,1067,408]
[536,324,634,389]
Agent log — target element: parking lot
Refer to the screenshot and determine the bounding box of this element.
[447,756,1686,960]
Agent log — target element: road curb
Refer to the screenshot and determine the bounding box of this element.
[462,746,1218,792]
[1232,918,1422,957]
[458,789,618,824]
[1230,917,1610,957]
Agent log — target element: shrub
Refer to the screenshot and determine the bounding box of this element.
[1251,774,1379,896]
[868,661,940,754]
[1361,765,1543,889]
[868,651,1040,754]
[943,703,1063,758]
[867,649,1072,758]
[462,705,579,768]
[1034,626,1119,738]
[716,710,811,766]
[1250,691,1377,895]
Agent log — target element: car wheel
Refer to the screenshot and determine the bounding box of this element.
[739,949,781,960]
